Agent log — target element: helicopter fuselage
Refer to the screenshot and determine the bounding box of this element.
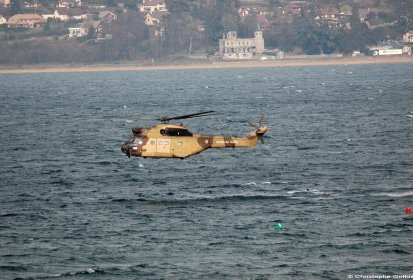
[121,123,266,159]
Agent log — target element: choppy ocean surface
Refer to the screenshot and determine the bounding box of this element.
[1,64,413,280]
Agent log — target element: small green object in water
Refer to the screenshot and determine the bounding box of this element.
[274,223,284,230]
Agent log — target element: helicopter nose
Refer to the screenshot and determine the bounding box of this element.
[121,142,130,157]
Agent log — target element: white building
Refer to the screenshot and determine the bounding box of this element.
[57,0,81,8]
[218,31,265,59]
[402,45,411,55]
[403,31,413,43]
[369,46,402,56]
[68,24,87,37]
[68,20,100,38]
[139,0,167,14]
[0,15,7,25]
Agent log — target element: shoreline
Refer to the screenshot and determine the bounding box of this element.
[0,56,412,74]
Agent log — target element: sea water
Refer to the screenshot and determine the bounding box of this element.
[1,64,412,279]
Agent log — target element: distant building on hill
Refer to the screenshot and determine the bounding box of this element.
[238,5,268,17]
[218,31,265,59]
[0,15,7,25]
[68,20,101,38]
[316,7,339,21]
[282,1,307,16]
[369,45,403,56]
[7,14,46,28]
[403,31,413,43]
[144,10,168,26]
[139,0,168,38]
[358,8,380,21]
[99,11,117,22]
[1,0,10,7]
[57,7,87,21]
[138,0,167,14]
[57,0,81,8]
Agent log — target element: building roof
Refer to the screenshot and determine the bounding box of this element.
[358,8,380,19]
[240,6,268,13]
[8,13,45,24]
[68,23,83,29]
[69,20,100,29]
[56,7,84,16]
[99,11,116,19]
[239,5,269,18]
[318,7,339,16]
[285,1,307,8]
[283,7,301,16]
[58,0,77,4]
[82,20,100,29]
[142,0,165,6]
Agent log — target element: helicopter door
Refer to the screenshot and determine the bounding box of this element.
[156,139,171,154]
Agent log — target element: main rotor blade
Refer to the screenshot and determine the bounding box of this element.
[259,114,265,127]
[246,120,257,129]
[158,111,218,122]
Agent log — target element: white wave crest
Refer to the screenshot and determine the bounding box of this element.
[373,191,413,198]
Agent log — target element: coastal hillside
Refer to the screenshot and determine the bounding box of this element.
[0,0,412,65]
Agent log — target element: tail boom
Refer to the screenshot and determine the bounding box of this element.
[207,126,267,149]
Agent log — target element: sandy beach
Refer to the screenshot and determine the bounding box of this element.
[0,56,412,74]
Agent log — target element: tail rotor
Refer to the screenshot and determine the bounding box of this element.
[247,114,267,144]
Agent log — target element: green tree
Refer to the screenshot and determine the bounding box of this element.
[238,15,258,38]
[10,0,22,16]
[106,0,117,7]
[87,26,96,40]
[105,11,149,60]
[123,0,139,10]
[203,0,240,47]
[335,7,373,54]
[166,0,193,15]
[264,20,297,52]
[393,0,413,19]
[164,13,200,55]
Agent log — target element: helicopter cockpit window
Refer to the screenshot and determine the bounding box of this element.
[132,137,143,145]
[164,128,193,137]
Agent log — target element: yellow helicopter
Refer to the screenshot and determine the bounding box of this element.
[121,111,267,159]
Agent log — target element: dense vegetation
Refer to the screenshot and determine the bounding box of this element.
[0,0,412,65]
